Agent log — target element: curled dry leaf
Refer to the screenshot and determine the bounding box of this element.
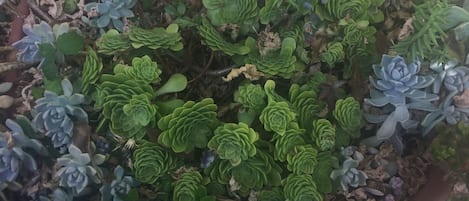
[453,182,469,194]
[40,0,64,19]
[398,17,414,40]
[453,88,469,108]
[222,64,264,82]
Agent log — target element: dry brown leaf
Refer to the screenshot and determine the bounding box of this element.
[222,64,264,82]
[398,17,414,40]
[39,0,64,19]
[453,88,469,108]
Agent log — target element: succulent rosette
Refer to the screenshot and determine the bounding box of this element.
[208,123,259,166]
[274,128,305,162]
[127,55,162,84]
[330,158,368,191]
[12,21,55,63]
[286,145,319,174]
[333,97,361,137]
[83,0,136,32]
[234,83,266,113]
[96,29,131,55]
[283,174,323,201]
[122,94,158,127]
[129,24,183,51]
[311,119,336,151]
[259,101,297,136]
[100,165,136,201]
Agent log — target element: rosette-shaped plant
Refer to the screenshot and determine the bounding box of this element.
[132,140,179,184]
[203,0,258,27]
[12,21,54,63]
[330,158,368,191]
[158,98,219,153]
[365,55,437,140]
[129,24,183,51]
[260,101,297,136]
[311,119,336,151]
[33,79,88,151]
[274,128,305,162]
[114,55,162,84]
[208,123,258,166]
[321,42,344,67]
[96,29,131,55]
[81,48,103,95]
[234,82,266,113]
[198,18,250,56]
[283,174,323,201]
[83,0,136,32]
[0,119,47,182]
[286,145,319,174]
[333,97,361,138]
[258,188,285,201]
[56,145,101,194]
[431,61,469,94]
[173,170,214,201]
[100,165,136,201]
[122,94,157,127]
[289,84,321,132]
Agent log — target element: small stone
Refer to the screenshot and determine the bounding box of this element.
[0,82,13,94]
[0,95,14,109]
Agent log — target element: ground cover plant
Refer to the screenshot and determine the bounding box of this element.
[0,0,469,200]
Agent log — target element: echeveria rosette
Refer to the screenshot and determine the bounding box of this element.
[173,170,213,201]
[129,24,183,51]
[286,145,319,174]
[421,94,469,135]
[330,158,368,191]
[260,101,297,136]
[289,84,321,132]
[274,128,305,162]
[208,123,258,166]
[132,140,179,184]
[96,29,131,55]
[56,145,101,194]
[100,165,136,201]
[83,0,136,32]
[283,174,323,201]
[12,21,54,64]
[311,119,336,151]
[158,98,219,153]
[0,119,47,182]
[234,83,266,113]
[333,97,361,138]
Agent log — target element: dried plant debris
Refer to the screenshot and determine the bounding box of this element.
[222,64,264,81]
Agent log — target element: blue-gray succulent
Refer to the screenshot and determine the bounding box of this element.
[330,158,368,191]
[100,165,136,201]
[431,60,469,94]
[83,0,136,32]
[12,21,54,64]
[38,188,73,201]
[33,79,88,152]
[55,145,101,195]
[365,55,438,141]
[0,119,47,183]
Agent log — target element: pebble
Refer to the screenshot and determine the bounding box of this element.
[0,82,13,94]
[0,95,14,109]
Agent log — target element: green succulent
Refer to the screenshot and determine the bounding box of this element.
[333,97,362,138]
[289,84,321,132]
[173,170,214,201]
[342,21,376,57]
[208,123,259,166]
[312,151,337,193]
[133,140,179,184]
[274,127,305,162]
[244,37,300,78]
[312,119,336,151]
[259,0,282,24]
[321,42,345,67]
[283,174,323,201]
[122,94,158,127]
[257,188,285,201]
[260,101,297,136]
[198,18,250,56]
[234,82,267,113]
[96,29,131,55]
[129,24,183,51]
[158,98,219,153]
[202,0,258,27]
[81,48,103,95]
[113,55,162,84]
[286,145,319,174]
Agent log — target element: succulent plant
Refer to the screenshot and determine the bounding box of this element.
[274,127,305,162]
[260,101,297,136]
[430,60,469,94]
[56,145,102,194]
[289,84,321,132]
[96,29,131,55]
[132,140,179,184]
[333,97,362,138]
[330,158,368,191]
[257,188,285,201]
[83,0,136,32]
[286,145,319,174]
[129,24,183,51]
[198,18,250,56]
[81,48,103,96]
[0,119,47,182]
[234,82,267,113]
[12,21,55,64]
[208,123,258,166]
[321,42,345,67]
[158,98,219,153]
[173,170,214,201]
[202,0,258,29]
[365,55,437,140]
[283,174,323,201]
[33,79,88,151]
[421,94,469,135]
[311,119,336,151]
[100,165,136,201]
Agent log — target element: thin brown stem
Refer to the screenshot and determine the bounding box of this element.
[188,51,214,83]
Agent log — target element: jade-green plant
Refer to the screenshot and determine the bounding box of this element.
[132,140,179,184]
[208,123,258,166]
[274,128,305,162]
[257,188,285,201]
[311,119,336,151]
[202,0,258,34]
[259,101,297,136]
[114,55,162,84]
[286,145,319,174]
[129,24,183,51]
[158,98,219,153]
[81,48,103,96]
[197,18,250,56]
[321,42,345,67]
[289,84,321,132]
[333,97,362,138]
[96,29,131,55]
[173,169,215,201]
[283,174,323,201]
[234,82,267,114]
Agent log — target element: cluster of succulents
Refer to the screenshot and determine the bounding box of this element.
[100,165,136,201]
[83,0,136,32]
[12,21,55,64]
[330,146,368,191]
